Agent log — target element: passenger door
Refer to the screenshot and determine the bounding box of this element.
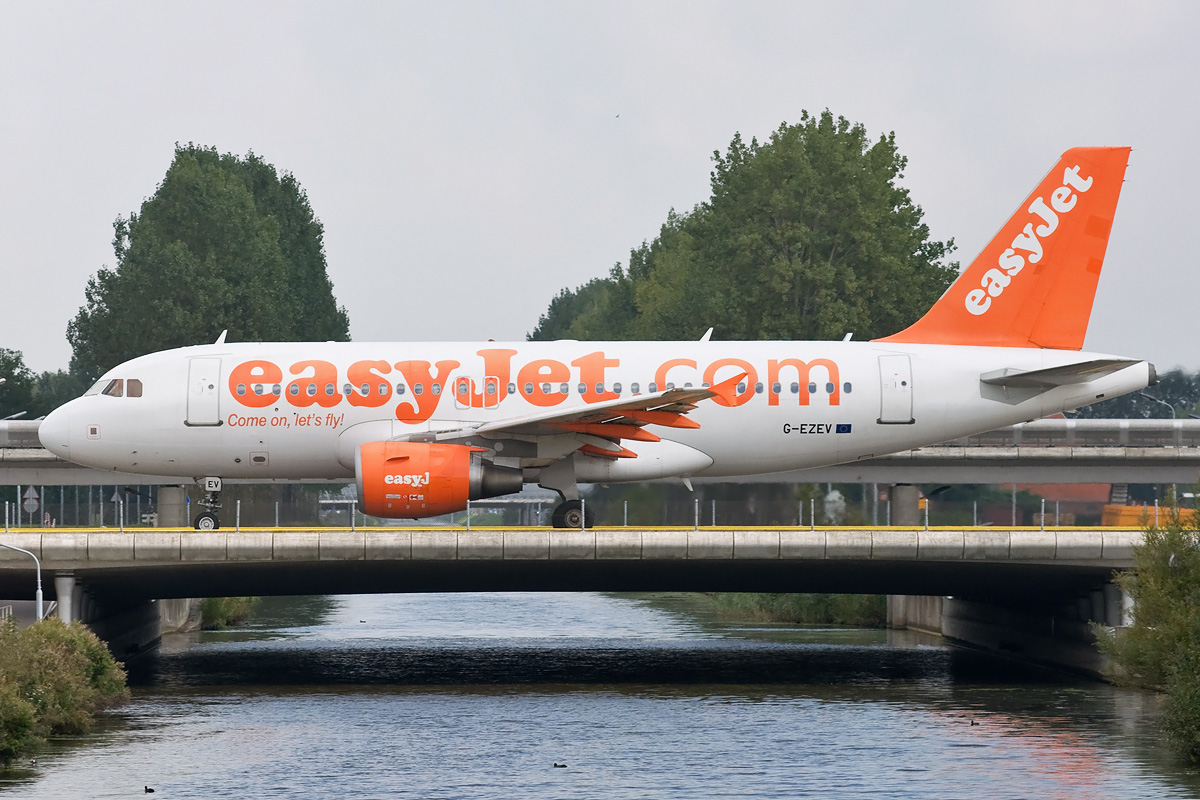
[187,357,222,426]
[877,355,914,424]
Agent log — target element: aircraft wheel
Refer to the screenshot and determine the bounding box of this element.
[194,512,220,530]
[551,500,591,529]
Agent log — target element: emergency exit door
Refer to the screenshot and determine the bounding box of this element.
[878,355,914,424]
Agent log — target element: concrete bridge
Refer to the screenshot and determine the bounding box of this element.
[0,526,1138,602]
[0,525,1138,674]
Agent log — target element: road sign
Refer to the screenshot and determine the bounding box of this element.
[22,486,38,514]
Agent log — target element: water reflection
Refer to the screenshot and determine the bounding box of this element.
[5,592,1200,800]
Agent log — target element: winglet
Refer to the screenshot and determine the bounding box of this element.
[708,372,748,405]
[876,147,1131,350]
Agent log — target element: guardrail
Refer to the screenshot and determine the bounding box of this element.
[957,419,1200,448]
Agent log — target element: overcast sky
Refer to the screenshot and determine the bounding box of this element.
[2,1,1196,375]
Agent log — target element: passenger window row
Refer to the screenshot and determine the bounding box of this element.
[232,379,853,399]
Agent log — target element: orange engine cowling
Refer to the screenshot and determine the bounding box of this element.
[355,441,523,519]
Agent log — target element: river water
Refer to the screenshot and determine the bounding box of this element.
[3,592,1200,799]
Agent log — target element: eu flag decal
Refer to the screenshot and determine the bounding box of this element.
[835,424,852,434]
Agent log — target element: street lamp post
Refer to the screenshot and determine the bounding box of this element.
[1139,392,1180,499]
[0,543,43,620]
[1139,392,1176,420]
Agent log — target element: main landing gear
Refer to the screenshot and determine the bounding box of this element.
[538,459,594,528]
[193,477,223,530]
[551,499,593,529]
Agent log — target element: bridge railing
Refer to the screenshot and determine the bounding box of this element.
[959,419,1200,448]
[0,491,1189,530]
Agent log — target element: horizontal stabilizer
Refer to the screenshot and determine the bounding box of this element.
[980,358,1139,389]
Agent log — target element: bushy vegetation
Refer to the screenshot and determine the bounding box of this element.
[1097,496,1200,760]
[200,597,259,630]
[0,619,129,764]
[706,593,886,627]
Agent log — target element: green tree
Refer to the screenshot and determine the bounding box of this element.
[1074,368,1199,419]
[31,369,88,418]
[0,348,36,420]
[67,144,349,383]
[530,110,956,342]
[531,265,637,341]
[1098,496,1200,760]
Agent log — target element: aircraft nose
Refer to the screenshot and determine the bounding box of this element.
[39,405,71,459]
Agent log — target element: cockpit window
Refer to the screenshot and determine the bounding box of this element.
[86,378,141,397]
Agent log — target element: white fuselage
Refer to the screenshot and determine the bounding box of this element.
[38,339,1151,485]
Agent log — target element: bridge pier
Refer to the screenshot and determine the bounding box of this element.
[157,486,188,527]
[888,586,1131,678]
[54,572,76,624]
[889,485,920,526]
[49,569,197,657]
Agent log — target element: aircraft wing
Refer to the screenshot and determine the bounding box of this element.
[413,373,743,459]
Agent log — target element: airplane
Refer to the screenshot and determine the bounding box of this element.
[38,146,1153,530]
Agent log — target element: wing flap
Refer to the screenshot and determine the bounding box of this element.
[412,372,745,459]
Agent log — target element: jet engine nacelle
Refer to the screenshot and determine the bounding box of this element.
[355,441,523,519]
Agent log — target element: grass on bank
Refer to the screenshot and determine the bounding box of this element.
[704,593,887,627]
[1097,495,1200,761]
[0,619,129,765]
[200,597,259,630]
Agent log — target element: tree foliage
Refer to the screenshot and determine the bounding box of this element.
[67,144,349,383]
[0,350,92,419]
[0,348,90,419]
[1074,368,1200,419]
[0,349,36,420]
[530,110,957,342]
[1098,496,1200,760]
[31,369,88,418]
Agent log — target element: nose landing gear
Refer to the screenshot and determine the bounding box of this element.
[194,512,220,530]
[193,477,223,530]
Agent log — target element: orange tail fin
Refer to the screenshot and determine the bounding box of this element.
[876,146,1131,350]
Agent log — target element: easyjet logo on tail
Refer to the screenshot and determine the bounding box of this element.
[964,165,1093,316]
[960,165,1094,316]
